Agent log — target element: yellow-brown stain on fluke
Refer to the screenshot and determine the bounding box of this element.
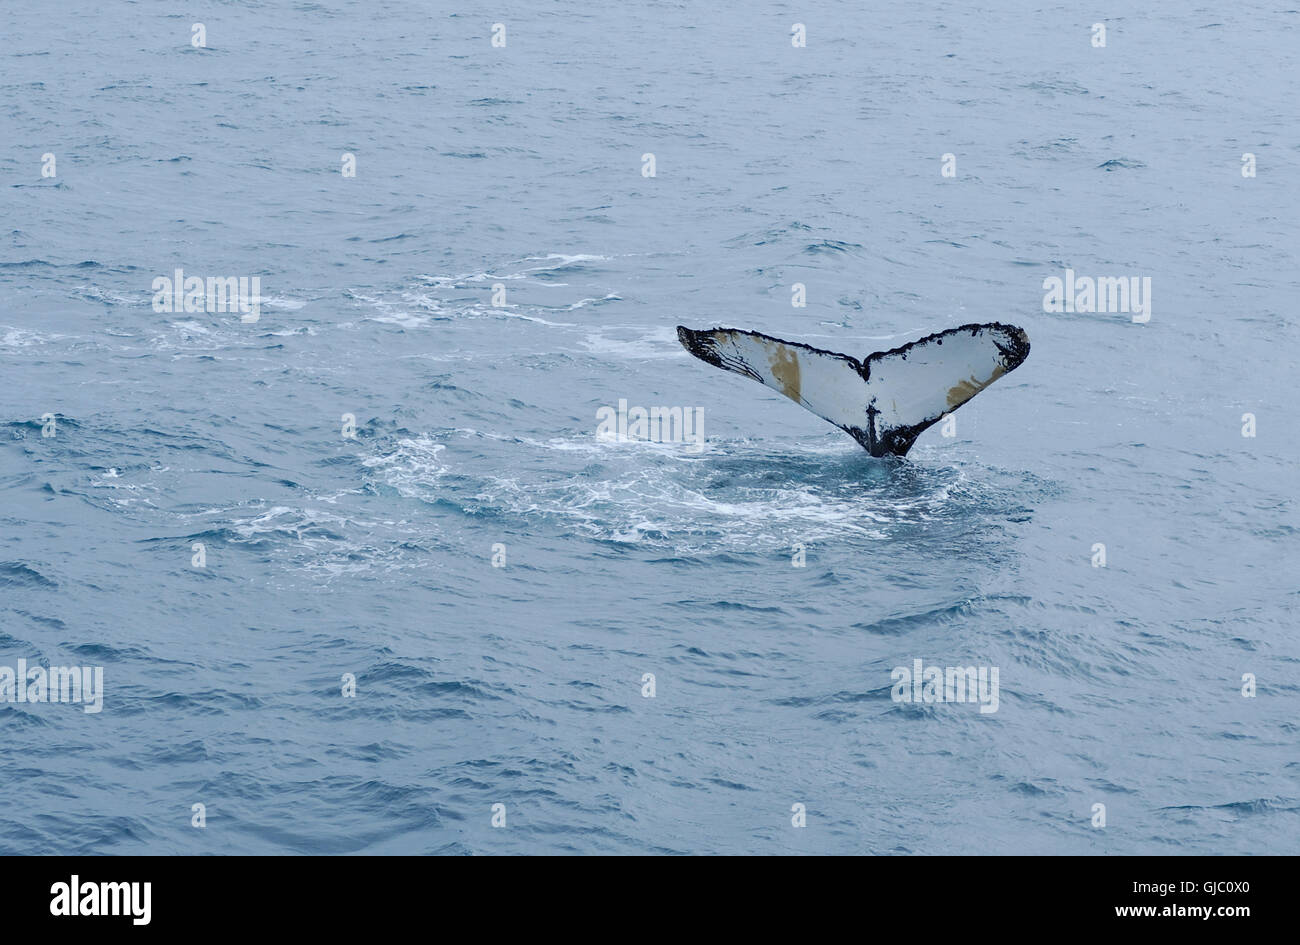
[767,343,801,403]
[946,364,1005,408]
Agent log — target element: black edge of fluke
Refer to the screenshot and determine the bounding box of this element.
[993,324,1031,372]
[676,325,724,368]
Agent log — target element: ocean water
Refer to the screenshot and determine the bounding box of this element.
[2,1,1297,855]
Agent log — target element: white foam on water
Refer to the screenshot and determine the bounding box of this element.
[580,325,681,359]
[360,428,966,552]
[78,285,149,306]
[1,326,70,347]
[262,296,307,310]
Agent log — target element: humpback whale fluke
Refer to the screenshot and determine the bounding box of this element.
[676,322,1030,456]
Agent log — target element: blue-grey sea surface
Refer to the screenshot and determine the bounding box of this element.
[1,2,1297,854]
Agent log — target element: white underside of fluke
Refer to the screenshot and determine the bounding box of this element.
[676,323,1031,456]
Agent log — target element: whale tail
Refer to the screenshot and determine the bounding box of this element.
[675,323,1030,456]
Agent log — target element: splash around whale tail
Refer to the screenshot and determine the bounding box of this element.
[675,323,1030,456]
